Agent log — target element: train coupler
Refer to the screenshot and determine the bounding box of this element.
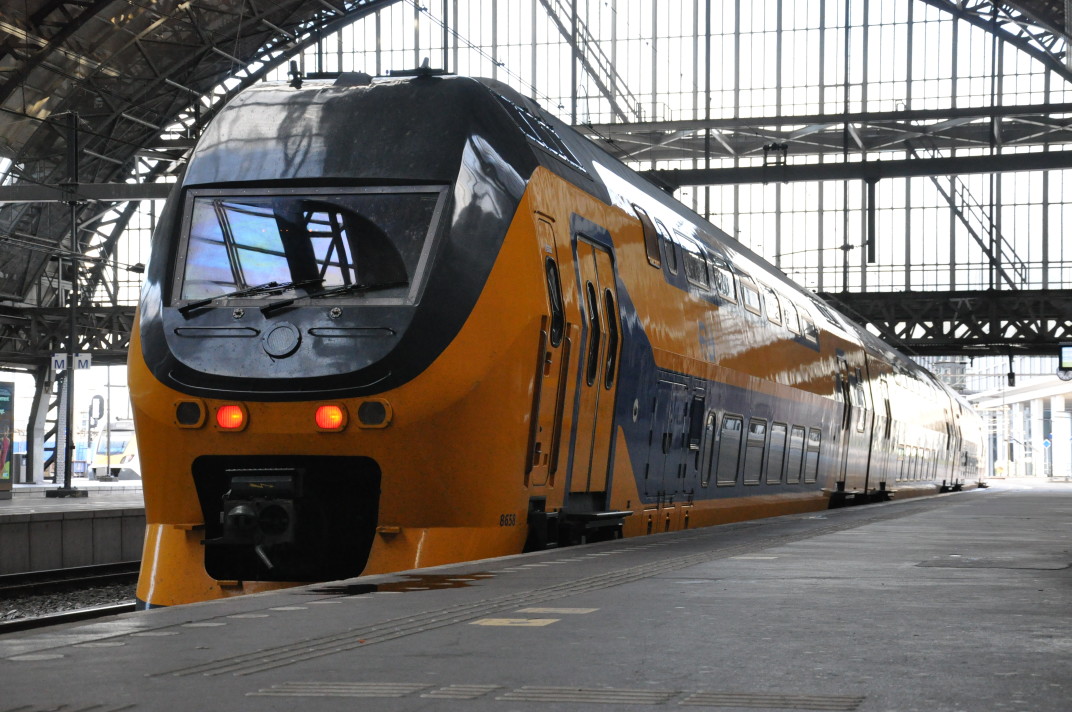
[204,471,301,574]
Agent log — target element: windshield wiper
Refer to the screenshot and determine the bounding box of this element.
[260,280,409,317]
[179,279,324,317]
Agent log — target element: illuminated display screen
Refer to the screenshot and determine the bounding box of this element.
[1062,345,1072,370]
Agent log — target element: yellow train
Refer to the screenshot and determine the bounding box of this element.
[130,72,984,608]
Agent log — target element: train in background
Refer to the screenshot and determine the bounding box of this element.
[89,419,141,481]
[129,71,984,608]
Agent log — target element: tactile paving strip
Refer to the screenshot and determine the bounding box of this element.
[247,682,866,709]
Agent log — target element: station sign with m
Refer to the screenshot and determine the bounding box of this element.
[52,353,92,373]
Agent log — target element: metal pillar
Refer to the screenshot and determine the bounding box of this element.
[47,112,88,498]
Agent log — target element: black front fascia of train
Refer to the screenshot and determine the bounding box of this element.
[141,76,562,399]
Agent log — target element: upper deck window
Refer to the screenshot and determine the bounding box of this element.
[655,219,678,275]
[784,301,801,334]
[175,187,446,306]
[740,275,762,315]
[801,312,820,345]
[679,235,710,288]
[762,286,782,325]
[495,94,586,172]
[711,259,737,303]
[632,204,662,268]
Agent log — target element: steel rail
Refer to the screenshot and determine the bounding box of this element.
[0,561,140,597]
[0,602,136,635]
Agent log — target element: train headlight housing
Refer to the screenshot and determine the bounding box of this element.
[175,400,206,428]
[356,399,393,428]
[215,404,248,431]
[314,404,348,431]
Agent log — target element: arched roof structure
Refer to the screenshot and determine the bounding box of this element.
[0,0,1068,366]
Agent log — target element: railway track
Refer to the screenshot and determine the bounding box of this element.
[0,602,136,634]
[0,561,140,597]
[0,562,140,634]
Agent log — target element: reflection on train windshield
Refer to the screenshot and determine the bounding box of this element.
[178,189,442,302]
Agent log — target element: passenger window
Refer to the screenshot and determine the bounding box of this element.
[802,315,819,345]
[544,258,564,347]
[740,276,762,315]
[803,428,821,483]
[684,252,709,287]
[785,426,805,483]
[762,287,782,325]
[766,422,788,484]
[680,237,709,288]
[712,260,737,303]
[784,301,800,334]
[854,375,867,432]
[715,415,743,485]
[632,204,662,268]
[699,412,717,487]
[603,289,619,389]
[655,219,678,274]
[742,418,767,485]
[584,281,601,387]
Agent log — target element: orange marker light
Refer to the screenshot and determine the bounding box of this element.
[315,404,347,431]
[216,404,247,430]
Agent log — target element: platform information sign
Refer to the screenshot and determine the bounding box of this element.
[51,353,92,373]
[0,381,13,496]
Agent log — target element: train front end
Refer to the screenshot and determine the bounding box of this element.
[131,75,540,607]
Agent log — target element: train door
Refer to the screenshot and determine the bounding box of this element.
[526,218,571,488]
[871,376,894,488]
[837,356,875,491]
[859,358,880,493]
[568,236,622,499]
[836,356,853,485]
[644,378,689,498]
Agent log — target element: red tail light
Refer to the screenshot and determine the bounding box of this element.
[315,404,347,431]
[216,404,247,430]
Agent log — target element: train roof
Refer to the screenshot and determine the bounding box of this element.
[192,73,958,403]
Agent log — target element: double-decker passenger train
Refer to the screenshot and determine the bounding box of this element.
[130,71,984,608]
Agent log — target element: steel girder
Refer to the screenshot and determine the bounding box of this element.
[0,304,135,366]
[818,288,1072,357]
[586,103,1072,168]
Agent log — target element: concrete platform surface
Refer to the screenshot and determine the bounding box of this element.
[1,480,1068,712]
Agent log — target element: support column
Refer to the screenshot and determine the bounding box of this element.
[1051,395,1070,480]
[1009,402,1025,477]
[26,367,48,484]
[1029,397,1046,478]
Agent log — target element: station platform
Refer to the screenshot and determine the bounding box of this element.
[0,477,144,575]
[1,479,1068,712]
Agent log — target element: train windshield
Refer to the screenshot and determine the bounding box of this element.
[176,187,446,304]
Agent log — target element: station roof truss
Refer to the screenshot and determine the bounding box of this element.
[0,0,1069,369]
[592,103,1072,179]
[818,289,1072,358]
